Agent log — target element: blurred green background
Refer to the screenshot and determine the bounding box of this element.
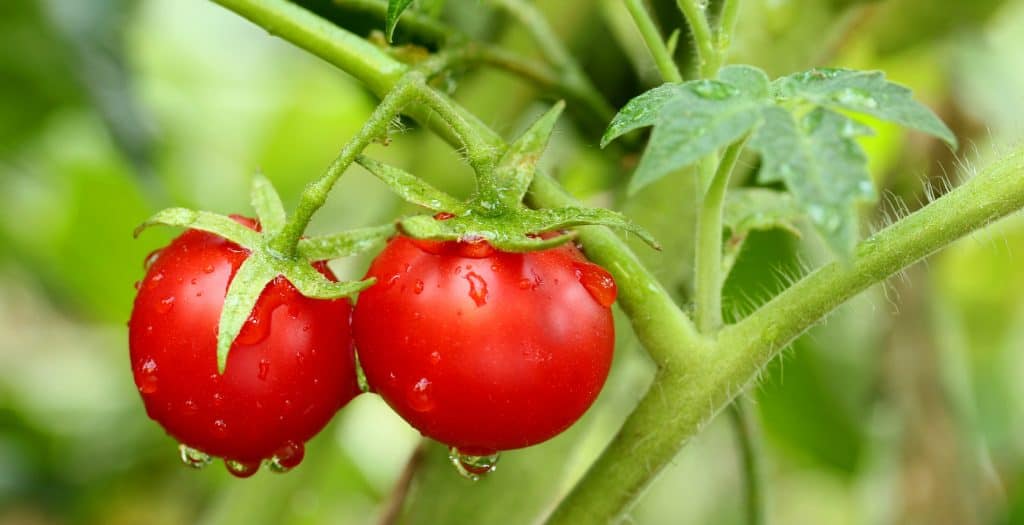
[2,0,1024,523]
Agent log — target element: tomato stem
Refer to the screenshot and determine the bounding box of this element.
[268,75,421,257]
[624,0,684,84]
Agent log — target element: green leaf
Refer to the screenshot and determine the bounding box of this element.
[601,83,683,147]
[356,155,467,214]
[718,65,771,99]
[297,224,395,260]
[134,208,260,248]
[281,263,376,300]
[490,101,565,209]
[216,254,278,373]
[386,0,416,42]
[250,173,286,235]
[724,188,804,237]
[629,85,765,194]
[750,106,876,258]
[771,68,957,148]
[517,207,661,250]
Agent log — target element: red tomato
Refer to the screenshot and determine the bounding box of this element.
[129,218,359,477]
[352,235,617,455]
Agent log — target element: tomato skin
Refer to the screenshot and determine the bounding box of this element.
[129,219,359,469]
[352,235,616,454]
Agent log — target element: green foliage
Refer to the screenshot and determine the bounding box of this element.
[386,0,416,41]
[606,64,955,257]
[723,188,802,237]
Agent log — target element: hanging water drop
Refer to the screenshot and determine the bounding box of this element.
[179,444,212,469]
[448,447,500,481]
[266,441,305,473]
[225,459,260,478]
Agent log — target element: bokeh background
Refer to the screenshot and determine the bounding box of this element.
[2,0,1024,523]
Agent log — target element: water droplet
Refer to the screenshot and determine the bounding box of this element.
[155,296,175,314]
[133,280,141,290]
[267,441,305,473]
[691,80,737,100]
[258,359,271,380]
[225,459,260,478]
[573,262,618,307]
[203,264,215,274]
[137,357,159,395]
[465,272,488,307]
[433,212,455,221]
[386,274,401,288]
[144,249,163,269]
[295,352,306,365]
[429,351,441,364]
[833,87,878,110]
[212,392,225,408]
[190,277,198,285]
[236,312,271,346]
[183,398,199,415]
[448,447,499,481]
[457,240,495,258]
[148,272,164,288]
[178,444,212,469]
[413,280,425,295]
[407,378,435,412]
[212,419,229,438]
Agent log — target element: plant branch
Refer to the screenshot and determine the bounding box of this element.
[623,0,683,83]
[715,0,742,60]
[675,0,718,78]
[729,401,764,525]
[694,137,745,333]
[377,440,429,525]
[489,0,616,122]
[547,146,1024,524]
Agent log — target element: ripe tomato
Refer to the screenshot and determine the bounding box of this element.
[352,235,617,455]
[129,218,359,477]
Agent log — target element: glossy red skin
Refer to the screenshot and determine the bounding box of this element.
[352,235,616,455]
[129,219,359,464]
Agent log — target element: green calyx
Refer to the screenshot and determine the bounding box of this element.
[357,101,660,252]
[134,174,393,374]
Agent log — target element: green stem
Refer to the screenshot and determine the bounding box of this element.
[729,401,764,525]
[694,138,745,333]
[675,0,718,78]
[623,0,683,83]
[529,173,704,368]
[715,0,742,59]
[547,146,1024,525]
[269,75,422,256]
[489,0,615,121]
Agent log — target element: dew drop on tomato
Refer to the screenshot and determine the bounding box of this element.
[155,296,175,314]
[429,351,441,364]
[464,272,488,306]
[407,378,435,412]
[258,358,271,380]
[413,279,425,295]
[203,264,215,274]
[182,398,199,416]
[143,249,163,269]
[224,459,260,478]
[179,444,212,469]
[573,262,617,308]
[267,441,305,473]
[212,419,229,438]
[136,358,159,395]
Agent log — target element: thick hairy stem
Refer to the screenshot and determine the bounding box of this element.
[623,0,684,83]
[546,147,1024,524]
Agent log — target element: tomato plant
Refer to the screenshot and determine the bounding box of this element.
[353,235,616,456]
[129,218,361,476]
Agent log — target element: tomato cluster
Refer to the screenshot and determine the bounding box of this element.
[129,224,617,477]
